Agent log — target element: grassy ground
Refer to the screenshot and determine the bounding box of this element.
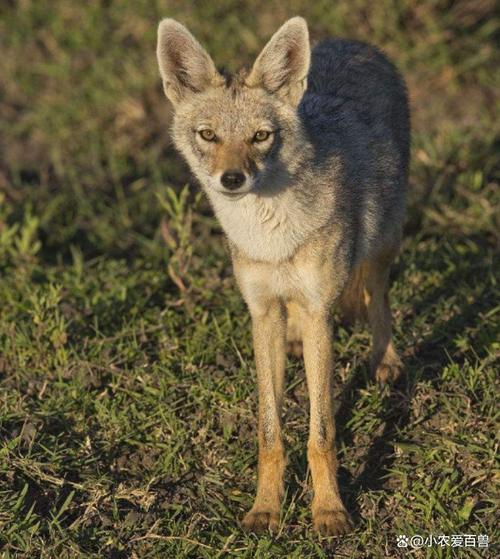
[0,1,499,557]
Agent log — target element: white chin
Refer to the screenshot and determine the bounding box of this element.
[213,189,250,200]
[206,178,254,199]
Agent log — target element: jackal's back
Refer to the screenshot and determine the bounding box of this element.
[304,39,409,167]
[299,39,410,261]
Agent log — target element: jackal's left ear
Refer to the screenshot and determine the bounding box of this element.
[247,17,310,106]
[157,19,221,106]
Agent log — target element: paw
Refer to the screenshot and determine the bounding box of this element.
[286,340,303,358]
[313,509,353,536]
[242,509,279,533]
[375,362,402,386]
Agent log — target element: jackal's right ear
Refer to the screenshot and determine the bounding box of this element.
[157,19,221,106]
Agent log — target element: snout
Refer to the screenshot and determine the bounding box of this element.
[220,170,246,191]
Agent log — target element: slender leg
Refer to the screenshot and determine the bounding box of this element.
[364,259,402,384]
[301,309,352,535]
[286,301,303,357]
[242,300,286,532]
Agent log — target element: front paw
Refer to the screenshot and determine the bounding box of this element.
[242,509,280,533]
[313,509,353,536]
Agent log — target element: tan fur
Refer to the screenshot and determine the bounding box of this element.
[157,16,409,535]
[339,262,369,324]
[285,301,303,356]
[233,230,360,534]
[363,252,403,383]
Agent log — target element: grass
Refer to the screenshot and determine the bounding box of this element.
[0,0,499,557]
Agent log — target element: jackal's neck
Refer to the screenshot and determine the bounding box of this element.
[207,171,332,263]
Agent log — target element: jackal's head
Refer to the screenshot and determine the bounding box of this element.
[157,17,310,199]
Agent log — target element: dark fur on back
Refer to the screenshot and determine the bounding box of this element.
[297,39,410,268]
[305,39,410,169]
[302,39,410,178]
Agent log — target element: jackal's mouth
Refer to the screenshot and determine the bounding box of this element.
[219,190,249,200]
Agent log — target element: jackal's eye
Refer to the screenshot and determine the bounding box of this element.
[198,129,216,142]
[253,130,272,143]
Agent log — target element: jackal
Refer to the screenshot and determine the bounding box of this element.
[157,16,409,535]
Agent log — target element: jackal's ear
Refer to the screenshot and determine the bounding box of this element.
[157,19,221,106]
[247,17,310,106]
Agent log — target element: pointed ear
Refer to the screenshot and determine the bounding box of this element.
[246,17,310,106]
[156,19,221,106]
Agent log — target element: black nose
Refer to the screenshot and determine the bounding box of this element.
[220,170,246,190]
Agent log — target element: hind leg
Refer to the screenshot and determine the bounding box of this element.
[286,302,303,357]
[364,256,403,385]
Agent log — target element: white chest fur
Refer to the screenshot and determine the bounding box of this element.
[209,188,322,263]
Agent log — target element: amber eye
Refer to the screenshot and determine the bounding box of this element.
[199,129,216,142]
[253,130,271,143]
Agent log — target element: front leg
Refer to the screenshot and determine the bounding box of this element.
[242,300,286,533]
[301,308,352,535]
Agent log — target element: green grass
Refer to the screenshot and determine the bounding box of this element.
[0,1,499,557]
